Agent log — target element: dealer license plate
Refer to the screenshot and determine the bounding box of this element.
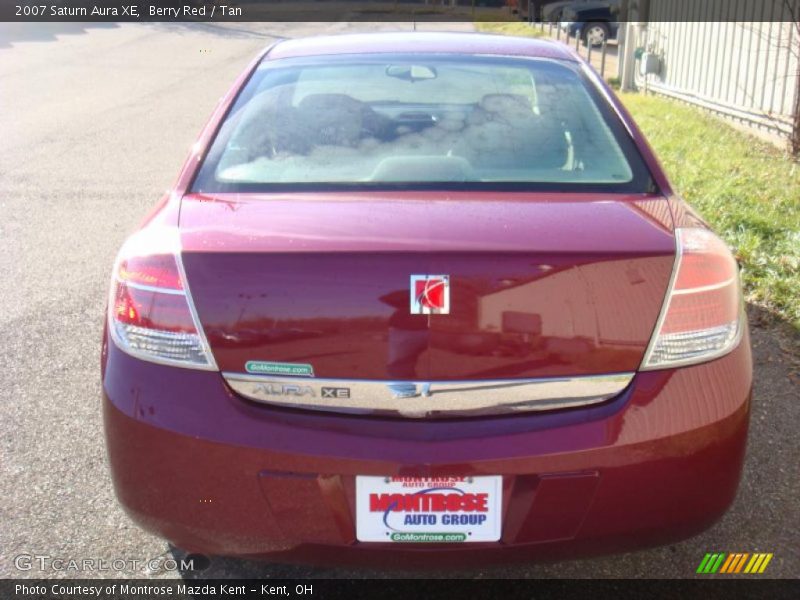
[355,476,502,543]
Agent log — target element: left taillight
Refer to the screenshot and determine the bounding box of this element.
[108,236,216,370]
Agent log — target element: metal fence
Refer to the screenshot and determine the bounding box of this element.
[637,0,800,150]
[529,21,617,80]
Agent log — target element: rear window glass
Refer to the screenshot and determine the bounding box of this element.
[192,54,653,192]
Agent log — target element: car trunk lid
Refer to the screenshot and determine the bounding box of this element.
[179,192,675,382]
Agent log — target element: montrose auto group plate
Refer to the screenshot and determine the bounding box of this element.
[356,476,502,543]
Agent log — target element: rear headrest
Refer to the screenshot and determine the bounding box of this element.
[296,93,393,146]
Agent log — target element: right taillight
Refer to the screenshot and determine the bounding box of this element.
[641,228,745,370]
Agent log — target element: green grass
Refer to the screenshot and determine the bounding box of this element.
[474,22,547,38]
[621,93,800,330]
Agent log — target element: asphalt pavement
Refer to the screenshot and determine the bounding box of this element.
[0,21,798,580]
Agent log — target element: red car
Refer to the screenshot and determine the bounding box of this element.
[103,32,751,568]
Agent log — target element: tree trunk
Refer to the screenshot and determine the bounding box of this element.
[793,65,800,156]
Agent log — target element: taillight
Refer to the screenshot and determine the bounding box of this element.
[641,228,744,370]
[108,234,216,370]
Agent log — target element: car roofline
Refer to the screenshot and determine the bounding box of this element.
[260,32,580,63]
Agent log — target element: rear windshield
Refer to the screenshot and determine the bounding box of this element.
[192,54,653,192]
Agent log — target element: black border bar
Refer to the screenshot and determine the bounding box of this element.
[2,1,800,23]
[5,578,800,600]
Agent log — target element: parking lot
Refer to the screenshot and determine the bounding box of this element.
[0,21,798,579]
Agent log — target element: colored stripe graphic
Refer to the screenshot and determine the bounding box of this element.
[734,553,749,573]
[744,553,774,574]
[710,553,726,573]
[719,554,736,573]
[700,553,774,574]
[758,554,773,573]
[697,553,713,574]
[698,553,727,573]
[744,554,760,573]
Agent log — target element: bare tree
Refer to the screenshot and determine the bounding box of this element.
[786,0,800,155]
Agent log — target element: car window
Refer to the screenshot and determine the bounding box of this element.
[192,54,652,192]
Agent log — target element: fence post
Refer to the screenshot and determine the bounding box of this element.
[620,22,639,91]
[600,39,607,78]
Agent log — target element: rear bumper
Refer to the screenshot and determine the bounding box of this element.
[102,329,752,568]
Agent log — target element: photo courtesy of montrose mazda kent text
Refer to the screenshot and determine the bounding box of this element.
[102,32,752,568]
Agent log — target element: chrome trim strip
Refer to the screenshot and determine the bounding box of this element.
[222,372,635,418]
[175,249,219,371]
[670,276,737,295]
[640,228,683,370]
[116,279,186,296]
